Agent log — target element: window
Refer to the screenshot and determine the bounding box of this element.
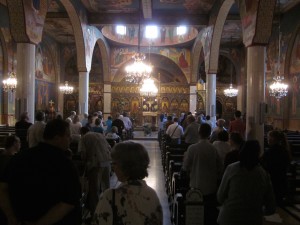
[116,25,126,35]
[177,26,187,35]
[145,25,158,39]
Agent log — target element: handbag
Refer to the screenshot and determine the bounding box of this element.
[164,125,179,143]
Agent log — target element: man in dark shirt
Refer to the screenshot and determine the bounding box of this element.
[15,111,32,151]
[0,119,81,225]
[112,113,125,139]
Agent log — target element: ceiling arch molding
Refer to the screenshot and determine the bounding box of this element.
[60,0,87,72]
[113,53,187,84]
[207,0,235,74]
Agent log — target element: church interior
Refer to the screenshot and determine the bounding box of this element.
[1,0,300,224]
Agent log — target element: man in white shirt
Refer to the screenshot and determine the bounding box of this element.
[122,112,133,139]
[165,117,183,145]
[183,123,222,225]
[27,111,46,148]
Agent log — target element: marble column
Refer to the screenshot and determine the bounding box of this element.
[15,43,35,123]
[246,46,266,149]
[79,71,89,115]
[189,85,197,114]
[103,83,111,119]
[206,73,217,126]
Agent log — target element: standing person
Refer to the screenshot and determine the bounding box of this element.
[228,110,246,139]
[0,119,82,225]
[164,115,174,130]
[105,116,113,133]
[210,118,227,143]
[212,130,231,169]
[81,113,89,127]
[165,117,184,145]
[81,132,111,217]
[15,112,32,151]
[112,113,125,139]
[217,140,276,225]
[92,141,163,225]
[92,118,104,134]
[121,112,132,139]
[182,115,200,145]
[182,123,222,225]
[223,132,245,169]
[0,135,21,225]
[262,130,291,206]
[0,136,20,175]
[27,111,46,148]
[70,115,82,143]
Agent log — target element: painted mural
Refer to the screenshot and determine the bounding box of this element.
[35,43,56,82]
[290,32,300,74]
[35,80,56,111]
[63,44,78,83]
[24,0,47,44]
[90,45,103,83]
[240,0,258,47]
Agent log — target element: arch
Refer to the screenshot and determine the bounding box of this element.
[191,34,204,84]
[60,0,87,72]
[95,37,110,82]
[285,24,300,77]
[113,53,187,84]
[208,0,235,74]
[0,28,8,76]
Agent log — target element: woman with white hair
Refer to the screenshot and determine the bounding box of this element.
[92,142,163,225]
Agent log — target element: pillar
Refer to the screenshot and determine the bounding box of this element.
[79,71,89,115]
[246,46,266,149]
[15,43,36,123]
[103,83,111,119]
[189,85,197,114]
[206,73,217,126]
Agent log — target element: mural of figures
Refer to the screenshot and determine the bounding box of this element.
[161,97,170,112]
[131,97,139,113]
[178,50,188,68]
[170,99,179,111]
[290,33,300,74]
[111,48,135,68]
[35,80,56,111]
[179,99,189,112]
[35,43,55,82]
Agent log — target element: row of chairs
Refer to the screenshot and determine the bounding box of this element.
[159,133,195,225]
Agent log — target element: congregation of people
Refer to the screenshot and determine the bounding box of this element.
[0,108,294,225]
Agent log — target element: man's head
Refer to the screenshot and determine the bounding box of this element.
[198,123,211,139]
[35,111,45,122]
[234,110,242,118]
[43,119,71,151]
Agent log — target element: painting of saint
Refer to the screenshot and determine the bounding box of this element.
[178,50,188,68]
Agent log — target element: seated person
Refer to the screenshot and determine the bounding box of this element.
[106,126,121,142]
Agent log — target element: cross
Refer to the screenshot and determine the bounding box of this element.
[49,100,54,107]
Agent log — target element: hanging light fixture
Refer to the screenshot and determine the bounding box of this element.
[269,0,288,99]
[59,81,74,94]
[3,53,17,92]
[224,37,238,97]
[125,0,152,84]
[140,78,158,97]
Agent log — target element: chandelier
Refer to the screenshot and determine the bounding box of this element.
[269,1,288,99]
[3,71,17,92]
[59,81,74,94]
[140,78,158,97]
[224,37,238,97]
[125,53,152,83]
[125,0,152,84]
[224,84,238,97]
